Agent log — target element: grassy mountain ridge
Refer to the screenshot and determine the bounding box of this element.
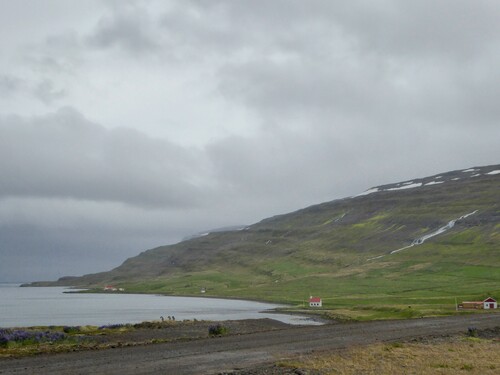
[31,164,500,319]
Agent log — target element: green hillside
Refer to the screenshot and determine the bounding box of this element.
[33,165,500,320]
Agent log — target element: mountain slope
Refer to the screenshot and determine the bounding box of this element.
[34,164,500,318]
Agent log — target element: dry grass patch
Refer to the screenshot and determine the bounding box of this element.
[282,337,499,374]
[328,261,399,278]
[407,262,433,271]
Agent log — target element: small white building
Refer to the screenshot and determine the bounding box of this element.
[309,296,322,307]
[483,297,497,309]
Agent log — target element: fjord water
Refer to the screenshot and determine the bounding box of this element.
[0,283,317,327]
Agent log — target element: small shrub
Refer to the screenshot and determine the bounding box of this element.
[389,342,403,348]
[208,324,228,336]
[63,326,81,334]
[467,327,477,337]
[384,342,404,352]
[98,324,125,330]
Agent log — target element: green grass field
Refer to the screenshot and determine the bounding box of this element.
[116,230,500,321]
[38,170,499,321]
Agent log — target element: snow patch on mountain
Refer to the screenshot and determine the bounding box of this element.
[354,165,498,199]
[386,183,422,191]
[354,188,379,197]
[425,181,444,186]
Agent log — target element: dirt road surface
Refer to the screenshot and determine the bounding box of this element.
[1,314,499,374]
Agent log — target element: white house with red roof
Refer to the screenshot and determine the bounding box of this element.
[483,297,497,309]
[309,296,322,307]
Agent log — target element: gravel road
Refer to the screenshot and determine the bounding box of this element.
[1,313,499,374]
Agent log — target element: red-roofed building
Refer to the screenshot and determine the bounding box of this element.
[309,296,322,307]
[458,297,497,310]
[483,297,497,309]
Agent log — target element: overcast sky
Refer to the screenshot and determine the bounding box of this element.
[1,0,499,282]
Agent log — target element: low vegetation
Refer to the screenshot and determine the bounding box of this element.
[280,334,500,374]
[0,322,168,358]
[0,329,67,348]
[208,323,229,336]
[0,327,79,357]
[0,319,287,358]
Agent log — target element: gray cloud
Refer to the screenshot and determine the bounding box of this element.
[0,75,68,107]
[86,5,158,53]
[0,222,170,282]
[0,74,24,96]
[176,0,500,61]
[159,1,500,130]
[330,1,500,61]
[0,0,499,281]
[0,108,206,208]
[207,3,500,135]
[33,79,66,104]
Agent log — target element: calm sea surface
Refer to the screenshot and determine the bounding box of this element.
[0,283,319,327]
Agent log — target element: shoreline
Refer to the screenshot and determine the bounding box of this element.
[33,284,330,323]
[1,285,325,328]
[74,289,333,325]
